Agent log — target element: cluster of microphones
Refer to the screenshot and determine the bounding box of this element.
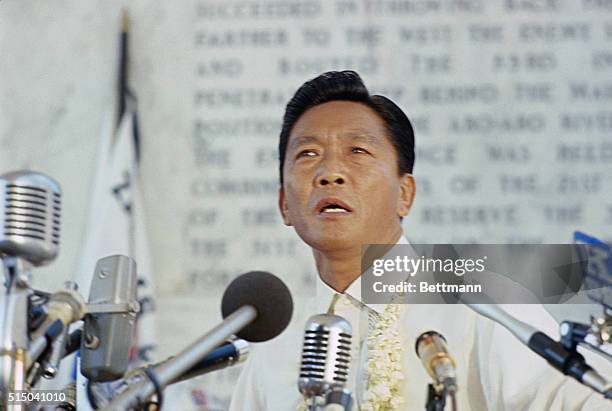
[0,171,296,411]
[0,170,610,411]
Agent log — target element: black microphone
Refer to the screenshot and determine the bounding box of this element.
[143,338,249,386]
[221,270,293,342]
[179,339,248,380]
[90,339,249,409]
[466,303,611,399]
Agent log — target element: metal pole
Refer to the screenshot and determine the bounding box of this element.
[0,258,32,411]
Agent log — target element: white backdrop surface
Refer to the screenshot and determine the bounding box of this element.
[1,1,612,409]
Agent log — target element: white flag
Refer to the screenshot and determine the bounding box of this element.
[73,109,158,409]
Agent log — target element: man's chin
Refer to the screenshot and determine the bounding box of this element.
[297,229,361,253]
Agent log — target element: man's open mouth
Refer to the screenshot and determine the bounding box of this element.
[316,198,353,214]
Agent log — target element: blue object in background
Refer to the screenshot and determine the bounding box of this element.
[574,231,612,310]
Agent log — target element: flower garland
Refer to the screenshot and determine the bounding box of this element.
[361,303,405,411]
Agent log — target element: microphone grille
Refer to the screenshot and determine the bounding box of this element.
[299,314,352,397]
[0,171,61,266]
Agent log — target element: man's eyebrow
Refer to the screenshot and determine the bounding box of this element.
[344,132,384,146]
[288,135,320,151]
[288,132,384,151]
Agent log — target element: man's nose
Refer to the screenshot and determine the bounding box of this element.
[316,156,347,187]
[318,173,345,186]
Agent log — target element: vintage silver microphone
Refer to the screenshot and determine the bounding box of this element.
[81,255,140,382]
[0,170,61,409]
[0,170,61,266]
[298,314,353,410]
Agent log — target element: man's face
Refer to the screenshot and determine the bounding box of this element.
[279,101,415,252]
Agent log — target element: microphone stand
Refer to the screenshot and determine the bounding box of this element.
[306,396,318,411]
[322,386,352,410]
[425,384,458,411]
[302,387,352,411]
[0,256,140,411]
[425,384,446,411]
[0,257,33,411]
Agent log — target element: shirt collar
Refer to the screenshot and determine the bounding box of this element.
[316,235,410,314]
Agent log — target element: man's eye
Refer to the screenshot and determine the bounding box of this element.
[351,147,369,154]
[296,149,317,158]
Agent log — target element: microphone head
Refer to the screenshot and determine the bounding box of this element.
[0,170,61,266]
[81,255,139,382]
[221,271,293,343]
[415,330,457,393]
[298,314,352,398]
[415,330,448,359]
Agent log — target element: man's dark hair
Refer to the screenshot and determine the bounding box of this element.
[278,70,415,184]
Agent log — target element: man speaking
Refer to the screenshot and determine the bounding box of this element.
[229,71,608,410]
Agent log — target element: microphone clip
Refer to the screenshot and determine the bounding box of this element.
[559,315,612,363]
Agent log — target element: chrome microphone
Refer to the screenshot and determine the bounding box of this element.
[81,255,140,382]
[0,171,61,408]
[0,170,61,266]
[298,314,352,404]
[415,331,458,394]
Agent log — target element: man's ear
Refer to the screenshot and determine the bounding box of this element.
[278,186,292,226]
[397,174,416,217]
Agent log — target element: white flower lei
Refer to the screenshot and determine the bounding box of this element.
[361,303,405,411]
